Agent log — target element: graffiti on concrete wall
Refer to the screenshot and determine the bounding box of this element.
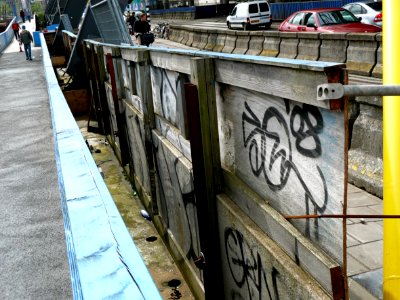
[225,227,280,300]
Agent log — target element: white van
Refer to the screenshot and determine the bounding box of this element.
[227,1,272,30]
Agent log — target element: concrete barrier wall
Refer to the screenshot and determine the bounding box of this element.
[0,17,15,53]
[168,25,382,79]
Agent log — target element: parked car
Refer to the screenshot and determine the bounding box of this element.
[227,0,272,30]
[343,1,382,27]
[278,8,382,33]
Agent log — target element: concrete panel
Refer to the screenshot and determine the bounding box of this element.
[205,29,218,51]
[278,32,298,59]
[246,31,264,56]
[215,83,346,264]
[372,33,382,78]
[222,31,237,54]
[213,29,227,52]
[296,32,320,61]
[232,31,250,55]
[179,29,190,45]
[346,33,379,76]
[319,33,348,63]
[260,31,280,57]
[198,29,209,50]
[191,30,202,48]
[217,194,331,299]
[186,30,195,47]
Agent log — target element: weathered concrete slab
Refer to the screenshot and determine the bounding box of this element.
[260,31,280,57]
[346,33,378,76]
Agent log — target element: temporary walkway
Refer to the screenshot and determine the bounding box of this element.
[0,22,161,299]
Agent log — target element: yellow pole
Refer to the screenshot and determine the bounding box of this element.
[383,0,400,298]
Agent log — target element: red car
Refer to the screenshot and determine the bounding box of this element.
[278,8,382,33]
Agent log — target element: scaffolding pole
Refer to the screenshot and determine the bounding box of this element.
[383,0,400,298]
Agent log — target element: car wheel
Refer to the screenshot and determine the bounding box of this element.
[264,22,271,29]
[243,23,248,31]
[227,22,231,29]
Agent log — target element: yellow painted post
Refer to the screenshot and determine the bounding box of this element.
[383,0,400,298]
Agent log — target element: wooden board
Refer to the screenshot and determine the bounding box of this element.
[124,102,151,194]
[217,194,331,299]
[63,89,90,115]
[150,66,190,138]
[152,130,201,276]
[216,83,345,264]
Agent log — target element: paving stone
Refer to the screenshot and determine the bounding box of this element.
[347,234,361,247]
[347,253,370,276]
[347,240,383,270]
[348,183,365,194]
[347,222,382,243]
[348,206,382,223]
[369,203,383,214]
[348,191,382,208]
[352,268,383,300]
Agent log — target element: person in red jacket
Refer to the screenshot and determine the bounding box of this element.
[11,21,20,40]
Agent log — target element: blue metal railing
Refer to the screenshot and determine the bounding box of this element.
[0,17,16,53]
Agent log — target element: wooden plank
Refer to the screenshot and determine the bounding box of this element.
[214,59,333,109]
[150,66,189,138]
[151,130,201,269]
[124,101,151,194]
[215,83,346,264]
[63,89,90,115]
[222,170,341,296]
[217,194,331,299]
[188,57,223,298]
[155,116,191,162]
[150,52,192,75]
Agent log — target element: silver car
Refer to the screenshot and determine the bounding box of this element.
[343,1,382,27]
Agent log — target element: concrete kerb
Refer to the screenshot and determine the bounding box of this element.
[246,31,264,56]
[346,33,379,77]
[213,29,227,52]
[232,31,250,55]
[198,28,209,50]
[260,31,280,57]
[296,32,320,61]
[186,29,195,47]
[205,29,218,52]
[319,33,348,63]
[191,27,202,48]
[278,31,298,59]
[372,33,382,78]
[181,27,192,46]
[221,30,237,54]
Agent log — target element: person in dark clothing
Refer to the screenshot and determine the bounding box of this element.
[20,25,33,60]
[127,12,137,35]
[133,13,152,46]
[20,10,25,23]
[11,22,20,40]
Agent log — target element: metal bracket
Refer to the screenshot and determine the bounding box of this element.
[317,83,400,101]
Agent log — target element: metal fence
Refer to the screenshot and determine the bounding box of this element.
[0,17,15,53]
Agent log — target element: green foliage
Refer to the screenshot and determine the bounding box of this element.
[31,2,44,16]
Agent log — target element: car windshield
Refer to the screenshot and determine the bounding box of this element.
[317,9,359,26]
[367,2,382,11]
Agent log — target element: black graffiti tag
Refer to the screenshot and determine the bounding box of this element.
[242,101,327,237]
[225,228,280,300]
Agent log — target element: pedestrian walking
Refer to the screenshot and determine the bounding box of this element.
[20,10,25,23]
[27,12,31,23]
[127,12,137,35]
[11,21,20,40]
[20,25,33,61]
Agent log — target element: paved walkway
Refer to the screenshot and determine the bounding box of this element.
[0,22,72,298]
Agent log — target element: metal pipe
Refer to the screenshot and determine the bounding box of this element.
[284,214,400,220]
